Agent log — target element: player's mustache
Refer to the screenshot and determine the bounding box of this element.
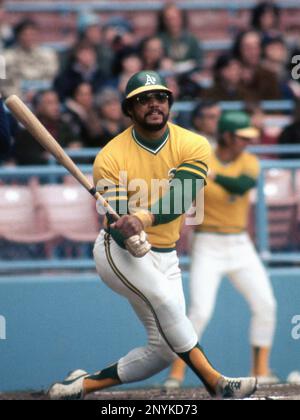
[145,109,164,117]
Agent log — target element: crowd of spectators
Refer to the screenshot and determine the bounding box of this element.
[1,1,300,166]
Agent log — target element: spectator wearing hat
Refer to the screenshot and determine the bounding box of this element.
[203,54,247,102]
[2,19,58,98]
[103,16,136,54]
[60,12,114,81]
[54,41,105,101]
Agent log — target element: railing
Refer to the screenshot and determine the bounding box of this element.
[172,100,295,114]
[0,145,300,274]
[6,1,300,13]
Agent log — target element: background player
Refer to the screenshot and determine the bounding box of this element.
[48,72,257,400]
[164,111,278,389]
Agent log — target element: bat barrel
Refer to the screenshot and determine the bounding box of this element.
[5,95,120,220]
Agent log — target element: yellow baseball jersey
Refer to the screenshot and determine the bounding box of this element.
[93,122,211,250]
[197,151,260,234]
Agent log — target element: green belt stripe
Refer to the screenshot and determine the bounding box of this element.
[104,233,176,353]
[197,226,246,234]
[151,247,176,253]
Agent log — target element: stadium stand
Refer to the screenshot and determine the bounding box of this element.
[36,184,101,243]
[4,1,300,51]
[0,184,55,260]
[1,0,300,263]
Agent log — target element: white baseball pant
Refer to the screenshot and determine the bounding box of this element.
[93,231,198,384]
[188,232,277,348]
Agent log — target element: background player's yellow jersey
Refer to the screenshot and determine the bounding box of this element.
[197,151,260,234]
[94,122,211,251]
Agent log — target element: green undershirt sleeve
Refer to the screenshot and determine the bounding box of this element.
[152,171,206,226]
[214,174,257,195]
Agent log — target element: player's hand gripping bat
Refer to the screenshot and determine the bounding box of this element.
[5,95,151,258]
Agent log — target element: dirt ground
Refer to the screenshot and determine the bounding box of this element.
[0,384,300,400]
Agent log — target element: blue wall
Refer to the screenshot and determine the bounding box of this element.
[0,272,299,392]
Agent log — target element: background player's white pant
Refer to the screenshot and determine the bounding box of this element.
[188,233,277,348]
[93,231,198,384]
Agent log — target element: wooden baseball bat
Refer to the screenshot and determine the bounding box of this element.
[5,95,119,219]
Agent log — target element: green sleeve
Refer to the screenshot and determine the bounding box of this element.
[152,171,206,226]
[215,174,257,195]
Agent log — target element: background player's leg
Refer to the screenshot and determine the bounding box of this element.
[188,234,224,340]
[227,234,277,377]
[167,233,224,385]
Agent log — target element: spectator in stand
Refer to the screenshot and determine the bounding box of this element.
[139,36,172,72]
[107,48,143,96]
[251,1,282,44]
[88,88,126,148]
[203,54,247,102]
[2,19,58,99]
[233,30,281,101]
[191,101,221,148]
[103,16,136,56]
[157,3,203,72]
[14,90,80,165]
[278,100,300,158]
[63,82,100,148]
[262,37,295,99]
[54,41,104,101]
[60,12,115,82]
[0,0,13,50]
[0,94,11,161]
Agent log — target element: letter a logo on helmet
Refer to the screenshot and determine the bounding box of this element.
[124,71,172,100]
[145,74,157,86]
[122,71,173,116]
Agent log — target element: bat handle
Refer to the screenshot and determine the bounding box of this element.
[89,186,120,221]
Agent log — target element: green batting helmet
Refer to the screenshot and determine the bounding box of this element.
[122,71,173,116]
[218,111,260,140]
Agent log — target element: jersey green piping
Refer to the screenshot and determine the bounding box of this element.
[132,127,170,155]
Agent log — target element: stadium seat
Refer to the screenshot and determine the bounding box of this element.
[267,196,298,251]
[248,171,296,249]
[263,171,297,250]
[36,185,101,243]
[264,169,293,200]
[0,185,55,243]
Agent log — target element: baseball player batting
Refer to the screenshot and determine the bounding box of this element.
[49,72,257,400]
[165,111,278,389]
